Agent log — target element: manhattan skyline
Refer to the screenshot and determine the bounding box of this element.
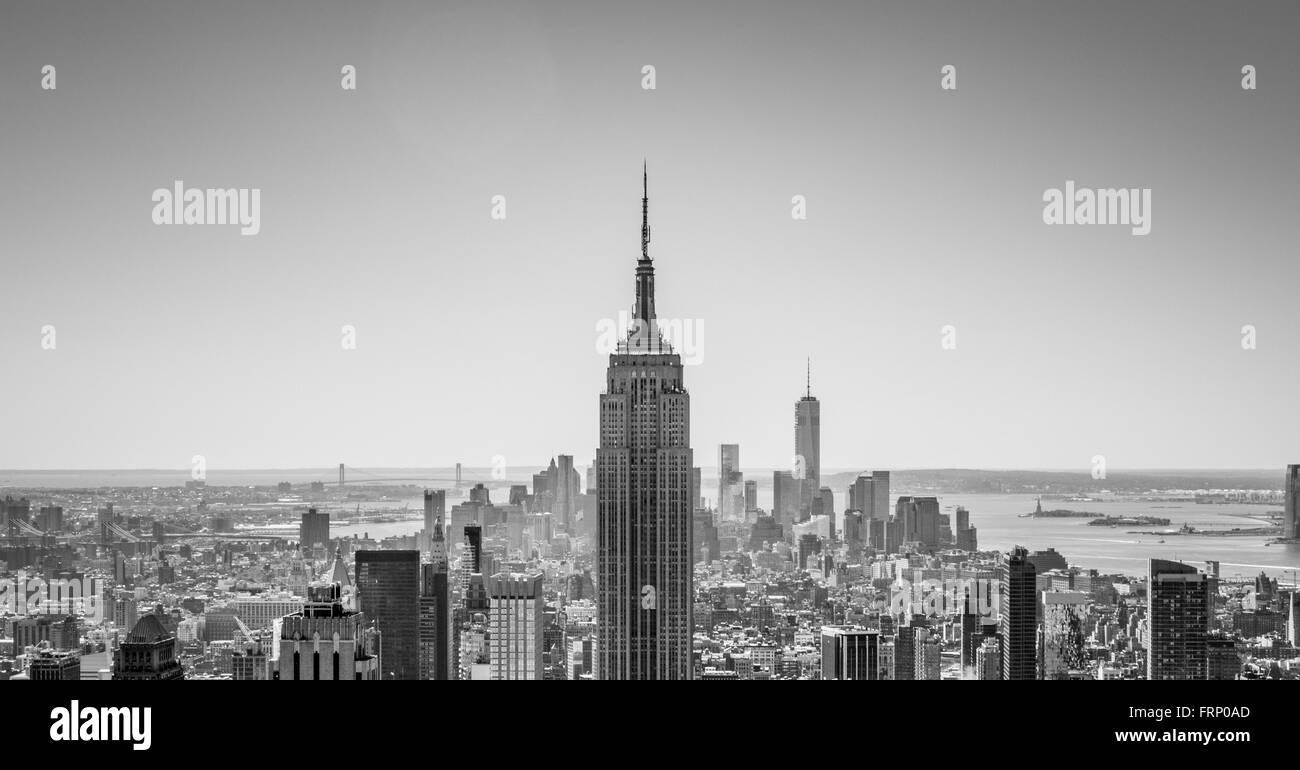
[2,2,1300,693]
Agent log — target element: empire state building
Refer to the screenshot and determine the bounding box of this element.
[596,166,694,680]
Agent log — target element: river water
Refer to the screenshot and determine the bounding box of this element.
[329,492,1300,581]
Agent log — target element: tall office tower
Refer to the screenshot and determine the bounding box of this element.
[423,489,446,542]
[463,525,482,572]
[299,508,330,552]
[820,627,879,680]
[418,563,451,680]
[278,581,381,680]
[596,167,694,680]
[113,614,184,680]
[895,497,917,543]
[773,470,800,525]
[871,471,890,521]
[488,572,545,680]
[955,506,978,551]
[1000,545,1037,680]
[555,454,580,531]
[914,628,941,680]
[1286,464,1300,539]
[744,479,758,513]
[794,358,820,516]
[461,524,483,594]
[692,467,703,510]
[913,497,940,550]
[355,550,420,680]
[718,444,741,520]
[1040,591,1088,679]
[338,463,345,487]
[892,622,916,681]
[1147,559,1212,680]
[418,498,451,680]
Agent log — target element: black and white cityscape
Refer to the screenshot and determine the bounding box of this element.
[3,1,1300,688]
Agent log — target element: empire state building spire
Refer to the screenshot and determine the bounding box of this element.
[629,162,663,353]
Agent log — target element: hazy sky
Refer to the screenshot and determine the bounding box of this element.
[2,0,1298,472]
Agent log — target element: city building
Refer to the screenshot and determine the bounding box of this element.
[488,571,545,680]
[718,444,742,520]
[794,359,820,517]
[1040,591,1088,679]
[1147,559,1211,680]
[555,454,580,531]
[1000,545,1037,680]
[113,614,184,680]
[773,470,800,526]
[299,508,329,551]
[419,501,451,680]
[423,489,446,543]
[596,168,694,680]
[355,550,420,680]
[277,581,380,680]
[27,647,81,680]
[821,626,879,680]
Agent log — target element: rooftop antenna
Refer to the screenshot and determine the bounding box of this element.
[641,159,650,259]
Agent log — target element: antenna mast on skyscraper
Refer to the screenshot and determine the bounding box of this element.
[641,159,651,259]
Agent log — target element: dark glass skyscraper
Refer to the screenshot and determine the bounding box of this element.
[597,167,694,680]
[999,545,1037,680]
[299,507,329,551]
[1147,558,1211,680]
[355,550,420,680]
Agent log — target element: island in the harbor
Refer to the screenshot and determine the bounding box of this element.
[1088,515,1172,527]
[1019,497,1103,519]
